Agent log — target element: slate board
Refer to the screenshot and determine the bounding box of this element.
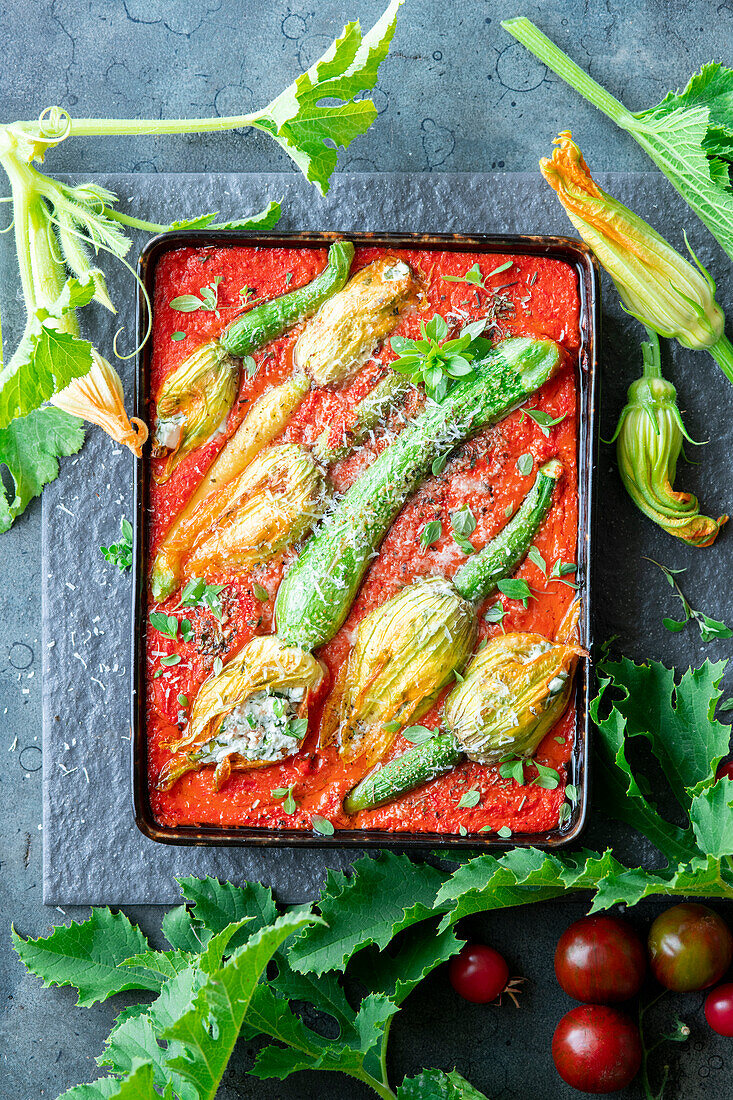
[42,171,733,905]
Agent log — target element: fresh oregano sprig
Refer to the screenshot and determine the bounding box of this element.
[390,314,489,401]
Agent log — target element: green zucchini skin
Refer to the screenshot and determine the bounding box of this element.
[343,732,462,813]
[312,372,412,464]
[220,240,354,358]
[275,337,561,650]
[452,458,562,602]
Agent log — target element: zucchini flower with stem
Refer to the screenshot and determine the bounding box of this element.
[183,443,327,575]
[151,341,240,483]
[323,459,562,768]
[611,329,726,547]
[50,349,148,457]
[157,635,325,791]
[344,625,584,815]
[540,132,733,382]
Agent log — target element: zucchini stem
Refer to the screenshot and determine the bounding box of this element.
[501,18,634,128]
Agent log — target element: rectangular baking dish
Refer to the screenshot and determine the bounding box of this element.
[132,230,600,849]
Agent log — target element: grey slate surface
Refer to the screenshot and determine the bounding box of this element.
[4,1,733,1096]
[42,169,733,905]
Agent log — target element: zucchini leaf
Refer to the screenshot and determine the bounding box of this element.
[248,0,403,194]
[57,1062,160,1100]
[11,908,160,1007]
[397,1068,492,1099]
[0,278,96,428]
[177,874,277,935]
[288,852,447,976]
[0,405,84,531]
[162,911,316,1100]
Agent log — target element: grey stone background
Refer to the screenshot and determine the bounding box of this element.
[3,1,733,1097]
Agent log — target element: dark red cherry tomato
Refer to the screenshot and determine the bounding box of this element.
[648,903,733,992]
[554,915,646,1003]
[705,984,733,1036]
[716,761,733,782]
[552,1005,642,1094]
[449,944,509,1003]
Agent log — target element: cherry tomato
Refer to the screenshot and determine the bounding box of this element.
[648,903,733,992]
[554,915,646,1003]
[552,1004,642,1094]
[716,761,733,782]
[449,944,509,1003]
[705,983,733,1036]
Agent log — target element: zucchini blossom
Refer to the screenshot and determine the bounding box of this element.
[184,443,327,576]
[294,256,417,386]
[157,635,325,791]
[150,373,311,602]
[50,349,148,457]
[444,632,583,765]
[612,330,726,546]
[329,576,477,766]
[541,131,733,381]
[152,340,239,482]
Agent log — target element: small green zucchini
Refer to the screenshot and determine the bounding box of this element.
[275,336,562,650]
[221,240,354,358]
[344,732,462,813]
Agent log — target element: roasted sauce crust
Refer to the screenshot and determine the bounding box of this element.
[147,245,580,834]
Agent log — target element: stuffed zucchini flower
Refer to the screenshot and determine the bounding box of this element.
[151,340,240,482]
[344,628,584,814]
[294,255,417,385]
[541,131,733,380]
[157,636,325,791]
[184,443,327,575]
[327,577,477,767]
[443,632,581,764]
[612,330,726,546]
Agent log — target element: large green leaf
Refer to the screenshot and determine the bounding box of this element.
[397,1068,491,1099]
[289,853,447,975]
[177,875,277,936]
[249,0,403,194]
[595,657,729,807]
[690,777,733,856]
[12,908,160,1007]
[0,405,84,531]
[162,912,316,1100]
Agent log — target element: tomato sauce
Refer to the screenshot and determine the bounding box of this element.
[146,243,581,837]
